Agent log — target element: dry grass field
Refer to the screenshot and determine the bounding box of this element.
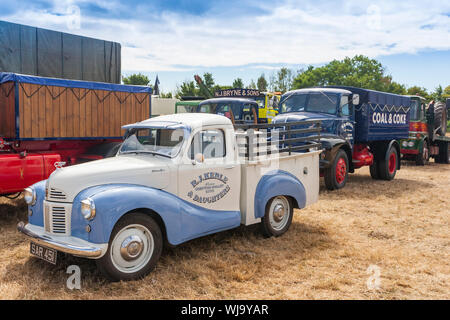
[0,161,448,300]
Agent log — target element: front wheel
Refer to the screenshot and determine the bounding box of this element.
[324,149,349,190]
[96,213,163,281]
[416,140,429,166]
[260,196,293,237]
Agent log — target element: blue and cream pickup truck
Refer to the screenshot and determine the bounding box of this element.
[18,113,321,281]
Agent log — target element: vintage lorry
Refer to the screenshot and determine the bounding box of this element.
[214,88,280,123]
[17,113,321,281]
[0,72,152,197]
[399,96,449,164]
[273,86,411,190]
[197,97,260,124]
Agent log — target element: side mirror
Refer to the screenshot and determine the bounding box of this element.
[352,94,360,106]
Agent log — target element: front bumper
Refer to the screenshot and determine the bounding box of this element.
[17,222,107,259]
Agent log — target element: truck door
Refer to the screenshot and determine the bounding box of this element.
[177,127,240,212]
[338,94,355,146]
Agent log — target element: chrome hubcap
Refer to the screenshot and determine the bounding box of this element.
[110,224,154,274]
[269,196,290,231]
[120,235,144,261]
[273,204,285,222]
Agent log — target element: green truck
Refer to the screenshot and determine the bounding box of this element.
[400,96,449,165]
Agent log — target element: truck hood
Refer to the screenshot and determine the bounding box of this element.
[273,112,339,136]
[47,155,171,202]
[273,112,337,123]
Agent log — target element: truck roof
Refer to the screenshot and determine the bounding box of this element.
[283,87,352,95]
[123,113,232,130]
[200,97,258,105]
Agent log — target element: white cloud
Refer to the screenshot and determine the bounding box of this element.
[2,0,450,72]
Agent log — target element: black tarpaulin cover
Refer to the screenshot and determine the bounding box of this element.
[0,20,121,84]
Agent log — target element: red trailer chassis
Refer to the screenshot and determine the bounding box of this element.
[0,138,120,196]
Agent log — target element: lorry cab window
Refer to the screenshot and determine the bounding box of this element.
[340,95,350,116]
[120,128,185,158]
[189,129,225,159]
[409,99,421,121]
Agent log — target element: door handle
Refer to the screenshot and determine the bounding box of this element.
[225,165,236,169]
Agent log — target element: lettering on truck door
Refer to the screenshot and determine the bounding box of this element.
[177,126,240,211]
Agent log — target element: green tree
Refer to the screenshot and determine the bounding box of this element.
[432,85,444,102]
[202,72,215,91]
[248,79,257,89]
[175,80,198,98]
[232,78,244,88]
[160,92,173,98]
[257,74,268,91]
[292,55,406,94]
[406,86,431,101]
[122,73,151,86]
[272,67,294,93]
[443,85,450,100]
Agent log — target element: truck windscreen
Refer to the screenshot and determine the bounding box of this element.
[409,99,421,121]
[120,128,185,158]
[280,92,339,115]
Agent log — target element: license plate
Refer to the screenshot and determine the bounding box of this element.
[30,242,57,265]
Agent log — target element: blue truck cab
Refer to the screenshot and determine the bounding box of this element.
[273,87,411,190]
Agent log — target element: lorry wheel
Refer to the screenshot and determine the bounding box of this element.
[378,146,398,180]
[96,213,163,281]
[369,162,380,179]
[436,142,450,164]
[415,140,429,166]
[260,196,293,237]
[324,149,349,190]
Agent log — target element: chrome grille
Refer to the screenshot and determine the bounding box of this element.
[43,201,71,235]
[51,206,67,234]
[49,188,67,201]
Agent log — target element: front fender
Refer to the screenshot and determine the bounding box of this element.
[320,138,353,171]
[71,184,240,246]
[254,171,306,219]
[27,180,47,227]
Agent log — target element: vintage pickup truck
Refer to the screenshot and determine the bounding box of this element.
[18,113,321,281]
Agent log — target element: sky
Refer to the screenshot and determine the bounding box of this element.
[0,0,449,94]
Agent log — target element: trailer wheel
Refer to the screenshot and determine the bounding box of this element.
[378,146,398,180]
[436,141,450,164]
[416,140,429,166]
[324,149,349,190]
[96,213,163,281]
[260,196,293,237]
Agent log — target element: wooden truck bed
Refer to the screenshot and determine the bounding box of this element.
[0,73,152,140]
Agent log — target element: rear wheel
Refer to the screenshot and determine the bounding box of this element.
[260,196,293,237]
[96,213,163,281]
[324,149,349,190]
[416,140,429,166]
[435,141,450,164]
[378,146,398,180]
[369,161,380,179]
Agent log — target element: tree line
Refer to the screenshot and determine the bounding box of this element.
[122,55,450,102]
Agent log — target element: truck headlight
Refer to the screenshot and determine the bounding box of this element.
[24,187,36,205]
[402,141,408,147]
[81,198,96,220]
[408,141,415,147]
